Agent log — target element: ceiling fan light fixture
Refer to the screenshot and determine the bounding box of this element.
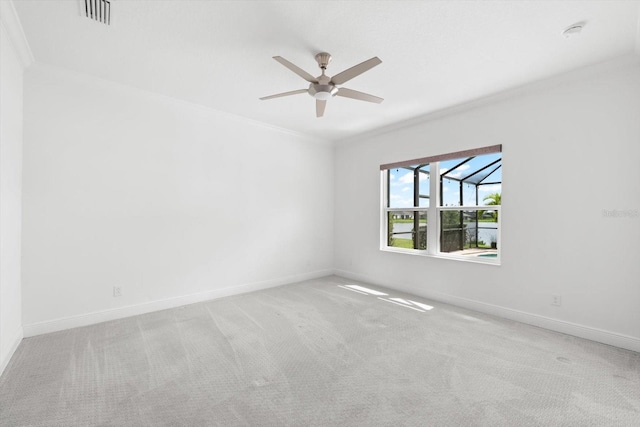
[314,91,332,101]
[309,84,338,100]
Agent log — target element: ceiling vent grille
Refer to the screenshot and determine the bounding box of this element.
[84,0,110,25]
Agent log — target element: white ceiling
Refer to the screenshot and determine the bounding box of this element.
[11,0,640,141]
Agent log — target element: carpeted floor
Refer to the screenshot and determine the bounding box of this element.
[1,276,639,426]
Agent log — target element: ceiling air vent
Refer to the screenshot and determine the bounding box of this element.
[84,0,110,25]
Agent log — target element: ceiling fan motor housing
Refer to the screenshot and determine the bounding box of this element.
[309,72,336,100]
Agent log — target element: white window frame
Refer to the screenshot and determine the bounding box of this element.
[380,146,501,265]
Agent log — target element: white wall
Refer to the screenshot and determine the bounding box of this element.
[0,22,25,373]
[21,64,334,333]
[11,38,640,356]
[334,58,640,352]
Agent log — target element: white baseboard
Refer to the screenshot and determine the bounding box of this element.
[333,269,640,353]
[23,269,333,337]
[0,326,24,377]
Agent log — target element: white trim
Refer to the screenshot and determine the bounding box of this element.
[23,269,333,337]
[0,327,24,377]
[379,170,387,250]
[0,0,34,68]
[386,207,430,212]
[380,246,500,266]
[333,270,640,353]
[437,205,501,211]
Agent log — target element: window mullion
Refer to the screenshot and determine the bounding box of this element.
[428,162,438,254]
[413,168,420,249]
[380,171,388,250]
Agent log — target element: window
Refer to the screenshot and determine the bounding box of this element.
[381,145,502,264]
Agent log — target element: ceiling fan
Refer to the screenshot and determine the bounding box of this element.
[260,52,383,118]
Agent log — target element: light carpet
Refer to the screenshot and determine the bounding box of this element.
[1,276,639,426]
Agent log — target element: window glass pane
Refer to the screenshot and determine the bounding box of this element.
[441,175,461,206]
[440,153,502,207]
[478,184,502,207]
[387,165,429,208]
[387,211,427,250]
[418,166,430,207]
[439,210,498,258]
[462,182,477,206]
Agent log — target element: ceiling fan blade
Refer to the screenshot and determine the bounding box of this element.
[336,87,383,104]
[330,57,382,85]
[316,100,326,117]
[260,89,308,100]
[273,56,318,83]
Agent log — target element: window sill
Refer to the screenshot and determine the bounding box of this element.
[380,246,501,266]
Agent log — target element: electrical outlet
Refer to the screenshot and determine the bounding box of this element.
[551,295,561,306]
[113,286,122,297]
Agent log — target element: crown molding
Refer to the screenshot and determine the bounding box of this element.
[31,61,331,146]
[337,54,640,145]
[0,0,34,68]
